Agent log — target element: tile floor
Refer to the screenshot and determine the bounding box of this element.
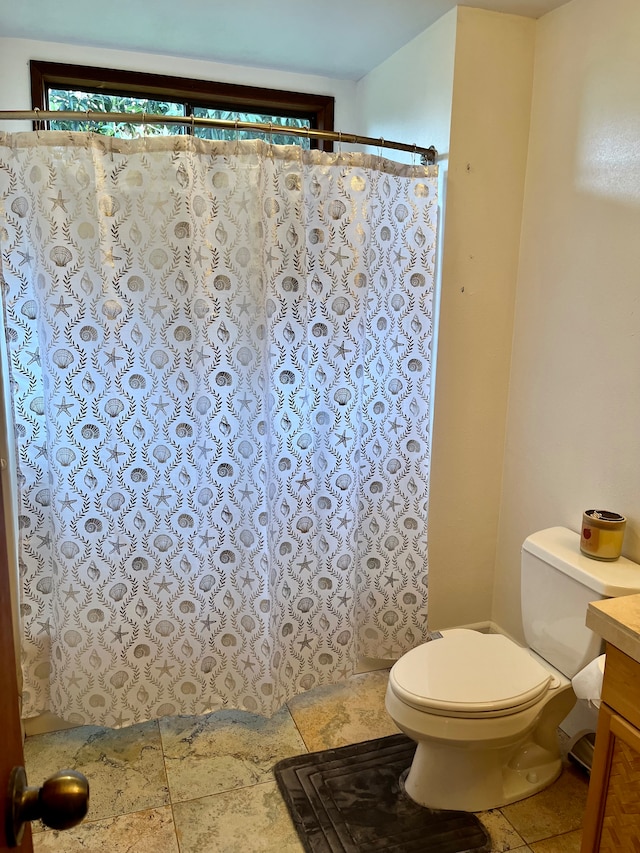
[24,669,589,853]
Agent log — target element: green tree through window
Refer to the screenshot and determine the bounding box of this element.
[48,90,184,137]
[32,62,334,149]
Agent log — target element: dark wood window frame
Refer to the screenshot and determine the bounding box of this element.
[30,60,335,150]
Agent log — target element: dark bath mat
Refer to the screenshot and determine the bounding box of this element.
[274,733,491,853]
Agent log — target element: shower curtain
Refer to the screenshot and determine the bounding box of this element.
[0,131,437,726]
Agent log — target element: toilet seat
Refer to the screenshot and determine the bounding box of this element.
[389,629,556,718]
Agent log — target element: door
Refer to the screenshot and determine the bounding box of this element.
[0,474,33,853]
[581,703,640,852]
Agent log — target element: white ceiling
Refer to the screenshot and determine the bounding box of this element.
[0,0,571,80]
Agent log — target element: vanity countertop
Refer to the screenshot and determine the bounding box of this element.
[587,593,640,664]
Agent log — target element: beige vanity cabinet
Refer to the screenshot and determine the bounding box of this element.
[581,643,640,852]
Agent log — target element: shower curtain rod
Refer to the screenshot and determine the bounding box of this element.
[0,110,438,164]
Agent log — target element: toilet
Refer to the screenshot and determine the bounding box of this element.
[386,526,640,812]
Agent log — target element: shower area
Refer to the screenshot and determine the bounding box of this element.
[0,125,437,731]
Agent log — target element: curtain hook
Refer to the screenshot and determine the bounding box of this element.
[34,106,41,136]
[378,137,385,159]
[338,131,343,156]
[191,113,195,136]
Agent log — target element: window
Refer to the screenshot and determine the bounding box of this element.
[30,61,335,149]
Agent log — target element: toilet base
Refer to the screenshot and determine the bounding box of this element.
[403,737,562,812]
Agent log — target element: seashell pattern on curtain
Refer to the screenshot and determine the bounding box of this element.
[0,131,437,726]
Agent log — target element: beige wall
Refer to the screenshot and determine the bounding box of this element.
[355,8,457,164]
[494,0,640,641]
[428,8,535,630]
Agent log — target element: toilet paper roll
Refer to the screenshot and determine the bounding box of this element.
[571,654,606,709]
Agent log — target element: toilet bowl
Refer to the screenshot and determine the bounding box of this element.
[385,527,640,813]
[386,628,575,811]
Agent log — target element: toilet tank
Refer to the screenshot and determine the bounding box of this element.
[521,526,640,679]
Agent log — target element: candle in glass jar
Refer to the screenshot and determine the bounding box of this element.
[580,510,626,561]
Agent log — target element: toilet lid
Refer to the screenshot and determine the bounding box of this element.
[390,629,553,716]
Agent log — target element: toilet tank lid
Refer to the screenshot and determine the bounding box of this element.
[523,526,640,597]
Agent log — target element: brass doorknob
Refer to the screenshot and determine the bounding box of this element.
[6,766,89,847]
